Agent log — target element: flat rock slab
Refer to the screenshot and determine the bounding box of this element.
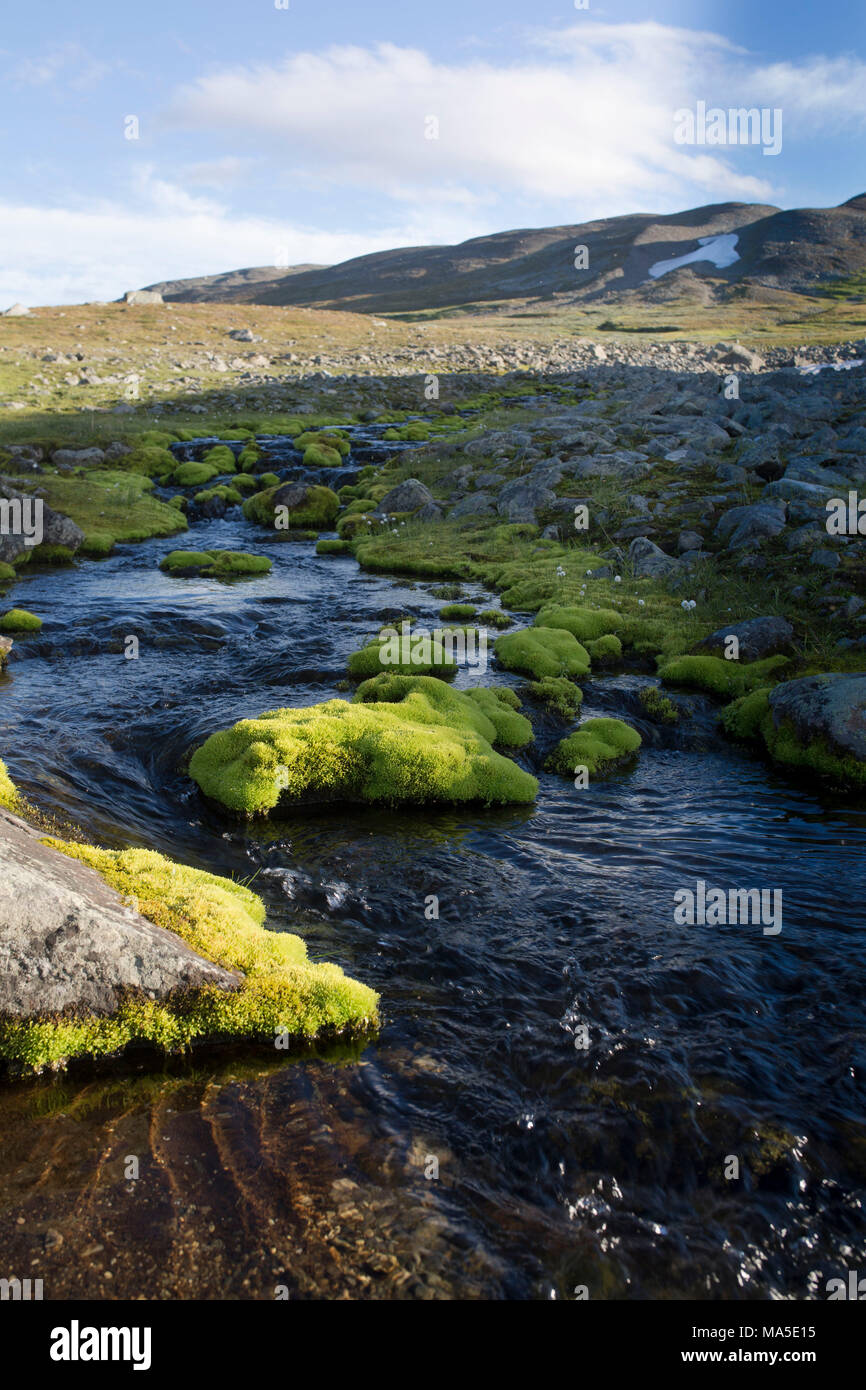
[0,809,240,1018]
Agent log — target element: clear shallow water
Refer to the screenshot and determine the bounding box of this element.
[1,441,865,1300]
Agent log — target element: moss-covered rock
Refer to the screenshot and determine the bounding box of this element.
[30,545,75,565]
[0,757,23,812]
[189,690,538,815]
[534,605,626,642]
[495,627,590,680]
[478,608,512,629]
[125,445,177,478]
[0,562,17,584]
[658,654,790,699]
[440,603,477,620]
[243,481,340,531]
[160,549,271,579]
[79,532,115,557]
[202,444,237,473]
[0,842,378,1069]
[294,430,350,459]
[0,608,42,632]
[353,673,532,747]
[546,718,642,778]
[347,625,459,681]
[638,685,680,725]
[173,461,220,487]
[722,675,866,788]
[316,538,352,555]
[586,633,623,664]
[524,676,583,717]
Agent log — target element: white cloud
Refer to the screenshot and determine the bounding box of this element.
[8,41,110,90]
[0,173,487,306]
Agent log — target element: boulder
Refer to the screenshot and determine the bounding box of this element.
[0,479,85,562]
[715,500,787,550]
[629,536,679,578]
[450,491,496,519]
[768,674,866,763]
[2,304,30,317]
[697,615,794,661]
[0,808,240,1018]
[376,478,435,514]
[716,344,765,372]
[122,289,164,306]
[496,476,555,522]
[51,447,105,469]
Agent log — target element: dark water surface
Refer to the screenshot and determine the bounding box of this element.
[1,438,865,1300]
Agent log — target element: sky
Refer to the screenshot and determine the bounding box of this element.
[1,0,864,305]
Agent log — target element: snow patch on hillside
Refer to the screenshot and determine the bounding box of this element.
[648,234,740,280]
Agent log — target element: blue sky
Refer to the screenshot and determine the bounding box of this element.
[1,0,863,304]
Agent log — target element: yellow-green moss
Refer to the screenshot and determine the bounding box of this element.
[0,843,378,1069]
[720,688,866,787]
[0,757,22,812]
[658,654,790,699]
[586,633,623,664]
[0,608,42,633]
[534,606,626,642]
[525,676,583,717]
[316,538,352,555]
[189,689,538,815]
[495,627,590,680]
[243,484,340,530]
[347,626,459,681]
[546,717,642,778]
[160,549,271,579]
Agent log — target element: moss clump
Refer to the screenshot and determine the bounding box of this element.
[586,634,622,664]
[173,461,220,487]
[125,445,177,478]
[659,654,789,700]
[316,538,352,555]
[546,718,642,778]
[303,443,343,469]
[242,484,340,531]
[353,673,532,748]
[160,549,272,579]
[347,626,459,681]
[138,428,179,448]
[294,430,350,459]
[190,691,538,815]
[30,545,75,565]
[0,757,22,811]
[638,686,680,724]
[337,513,378,539]
[0,562,16,584]
[232,472,259,492]
[194,485,243,507]
[202,445,237,473]
[525,676,583,717]
[257,472,281,490]
[479,609,512,629]
[238,445,262,471]
[0,843,378,1069]
[79,531,115,557]
[535,606,626,642]
[495,627,590,680]
[0,608,42,632]
[719,688,772,742]
[440,603,476,620]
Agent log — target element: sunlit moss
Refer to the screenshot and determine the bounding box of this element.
[546,717,642,777]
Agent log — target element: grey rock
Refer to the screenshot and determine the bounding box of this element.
[450,492,496,519]
[0,479,85,562]
[768,674,866,762]
[122,289,163,305]
[629,536,679,577]
[810,548,841,570]
[697,615,793,661]
[716,343,765,371]
[51,447,105,469]
[716,500,787,550]
[0,809,240,1018]
[2,303,30,317]
[677,530,704,553]
[376,478,435,514]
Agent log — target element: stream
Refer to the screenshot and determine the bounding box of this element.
[1,428,864,1300]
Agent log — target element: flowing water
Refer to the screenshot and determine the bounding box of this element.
[1,430,865,1300]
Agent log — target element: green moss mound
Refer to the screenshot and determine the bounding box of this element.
[495,627,590,680]
[232,473,259,492]
[353,673,532,747]
[316,538,352,556]
[479,609,512,629]
[525,677,583,717]
[0,608,42,632]
[535,606,626,642]
[190,692,538,815]
[546,718,642,778]
[347,626,459,681]
[242,484,340,531]
[194,485,243,507]
[0,562,16,584]
[30,545,75,565]
[15,471,187,545]
[294,430,350,459]
[173,461,220,487]
[160,549,272,579]
[586,634,623,664]
[659,654,789,700]
[303,443,343,469]
[79,531,115,557]
[440,603,476,620]
[0,843,378,1069]
[238,445,262,471]
[202,445,237,473]
[138,429,179,449]
[125,445,177,478]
